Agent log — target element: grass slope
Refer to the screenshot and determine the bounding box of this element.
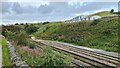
[0,36,12,66]
[33,17,118,52]
[15,42,72,66]
[90,11,115,16]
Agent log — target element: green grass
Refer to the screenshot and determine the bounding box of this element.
[1,36,12,66]
[90,11,115,16]
[16,44,72,67]
[0,35,2,45]
[33,17,119,52]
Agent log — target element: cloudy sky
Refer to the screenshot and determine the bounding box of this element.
[0,0,119,25]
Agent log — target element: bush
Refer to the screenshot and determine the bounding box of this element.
[15,30,28,46]
[5,31,16,41]
[20,23,24,25]
[28,43,36,49]
[110,9,114,13]
[15,23,19,25]
[42,21,50,25]
[90,20,100,26]
[2,25,22,37]
[39,46,72,67]
[17,45,72,67]
[25,25,38,34]
[102,29,112,35]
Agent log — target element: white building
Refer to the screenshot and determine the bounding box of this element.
[90,15,102,20]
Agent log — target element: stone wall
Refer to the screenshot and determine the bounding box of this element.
[7,41,29,68]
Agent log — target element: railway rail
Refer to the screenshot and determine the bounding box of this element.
[33,39,120,68]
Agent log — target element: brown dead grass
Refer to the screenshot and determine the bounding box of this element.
[21,46,40,56]
[11,40,42,56]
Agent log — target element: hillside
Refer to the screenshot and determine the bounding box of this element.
[90,11,115,16]
[33,17,119,52]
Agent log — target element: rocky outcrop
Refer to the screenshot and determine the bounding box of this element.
[7,41,29,68]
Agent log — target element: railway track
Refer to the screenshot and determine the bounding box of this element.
[33,39,120,68]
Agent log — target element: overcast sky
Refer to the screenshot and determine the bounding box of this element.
[0,0,119,25]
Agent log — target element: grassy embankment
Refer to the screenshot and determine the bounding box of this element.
[0,36,12,66]
[2,21,72,67]
[14,41,72,67]
[90,11,116,16]
[33,17,119,52]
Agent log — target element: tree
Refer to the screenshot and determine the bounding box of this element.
[15,30,28,46]
[20,23,24,25]
[15,23,19,25]
[110,9,114,13]
[43,21,50,25]
[24,25,38,34]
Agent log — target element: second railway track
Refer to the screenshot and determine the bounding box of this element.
[33,39,120,68]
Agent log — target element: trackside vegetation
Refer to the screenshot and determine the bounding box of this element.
[1,22,72,67]
[16,45,72,67]
[0,36,12,66]
[1,11,119,67]
[33,17,119,52]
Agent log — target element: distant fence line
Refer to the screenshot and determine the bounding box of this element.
[65,14,118,23]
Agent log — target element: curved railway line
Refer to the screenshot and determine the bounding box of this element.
[33,39,120,68]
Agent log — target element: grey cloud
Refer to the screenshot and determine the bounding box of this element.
[1,2,118,24]
[23,6,38,14]
[37,2,74,16]
[12,2,23,14]
[38,4,53,14]
[74,2,117,13]
[0,2,13,14]
[41,2,75,16]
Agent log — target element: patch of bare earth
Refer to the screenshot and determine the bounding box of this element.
[21,46,41,56]
[11,41,42,56]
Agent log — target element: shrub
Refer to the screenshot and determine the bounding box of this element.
[28,43,36,49]
[90,20,100,26]
[15,23,19,25]
[43,21,50,25]
[20,23,24,25]
[5,31,15,41]
[17,45,72,67]
[2,25,22,36]
[110,9,114,13]
[102,29,112,35]
[15,30,28,46]
[25,25,38,34]
[39,46,72,67]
